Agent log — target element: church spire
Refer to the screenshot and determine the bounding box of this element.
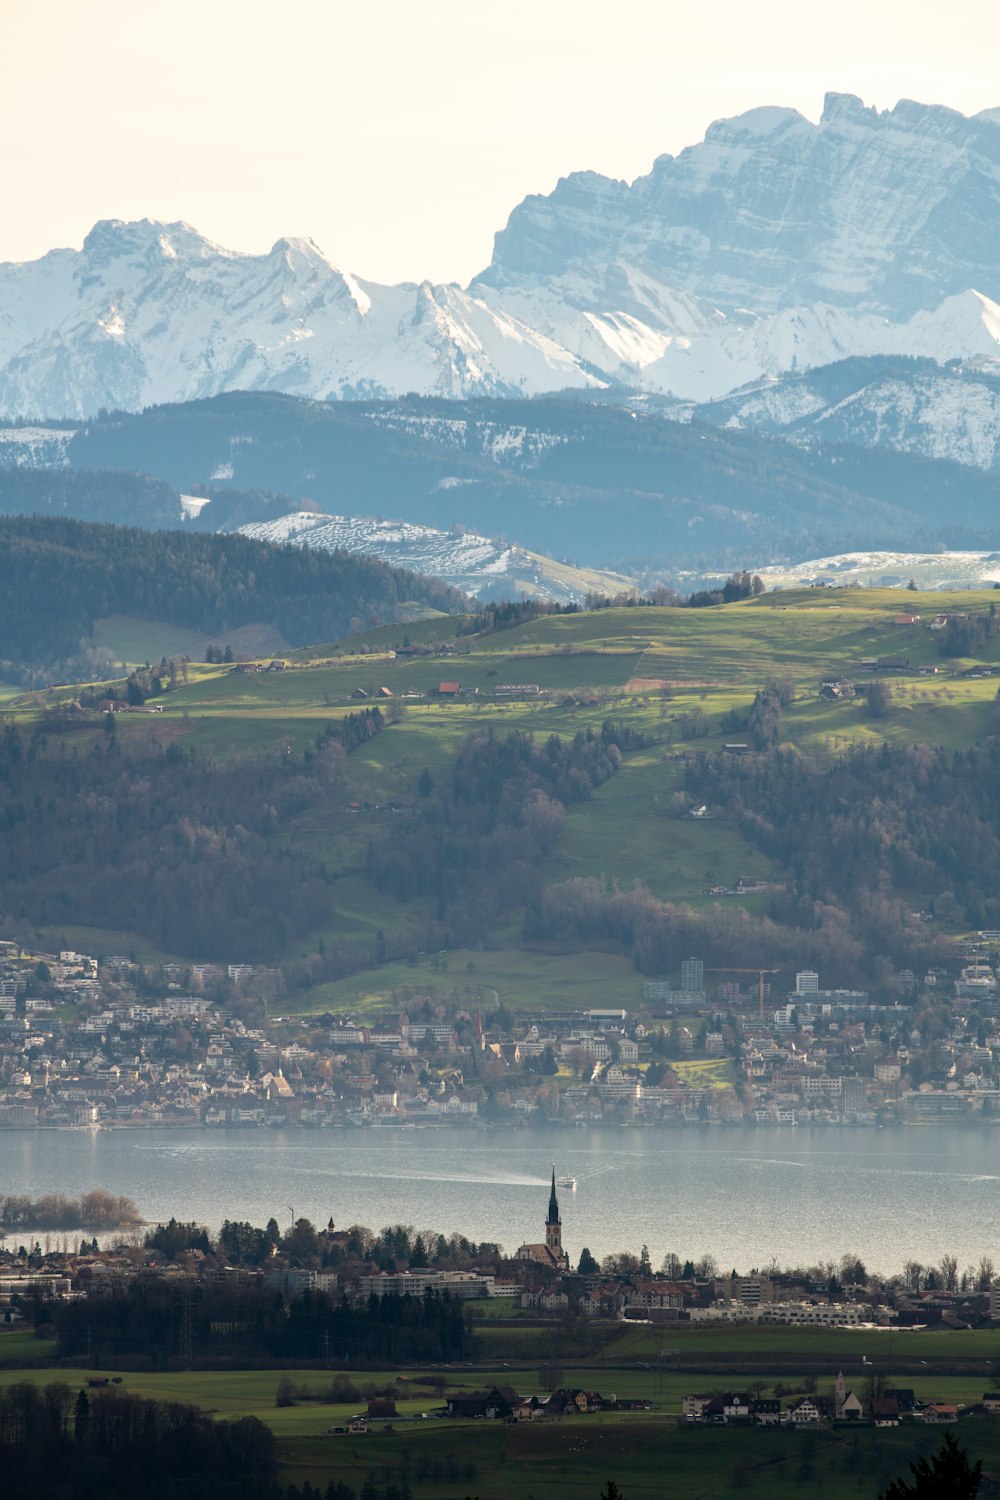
[547,1165,560,1226]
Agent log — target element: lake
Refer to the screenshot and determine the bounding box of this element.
[3,1124,999,1274]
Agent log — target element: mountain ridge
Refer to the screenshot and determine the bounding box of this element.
[2,95,1000,429]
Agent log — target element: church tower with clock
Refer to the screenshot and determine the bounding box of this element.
[545,1166,563,1260]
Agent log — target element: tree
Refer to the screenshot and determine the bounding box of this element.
[283,1218,320,1266]
[73,1387,90,1441]
[577,1247,599,1275]
[600,1485,627,1500]
[878,1431,981,1499]
[410,1234,429,1269]
[867,679,893,718]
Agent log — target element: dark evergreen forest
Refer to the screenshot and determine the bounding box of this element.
[0,722,346,961]
[0,515,466,682]
[52,389,1000,568]
[686,738,1000,936]
[519,735,1000,985]
[0,1384,279,1500]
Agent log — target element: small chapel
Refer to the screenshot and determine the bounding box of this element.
[515,1167,570,1269]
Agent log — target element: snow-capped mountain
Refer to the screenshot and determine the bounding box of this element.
[682,357,1000,473]
[478,93,1000,320]
[236,511,633,603]
[2,94,1000,424]
[472,94,1000,400]
[0,221,596,419]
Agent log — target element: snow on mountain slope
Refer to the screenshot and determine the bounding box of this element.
[363,408,568,468]
[237,512,633,603]
[479,93,1000,322]
[0,221,598,419]
[476,269,1000,407]
[0,426,75,467]
[742,549,1000,592]
[2,95,1000,427]
[471,94,1000,404]
[691,357,1000,472]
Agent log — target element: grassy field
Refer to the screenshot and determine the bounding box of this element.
[13,587,1000,1006]
[2,1343,999,1498]
[0,1329,57,1364]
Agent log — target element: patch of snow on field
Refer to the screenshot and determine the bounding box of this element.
[751,549,1000,591]
[237,511,607,602]
[179,493,212,519]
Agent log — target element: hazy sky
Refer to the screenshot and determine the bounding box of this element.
[5,0,1000,286]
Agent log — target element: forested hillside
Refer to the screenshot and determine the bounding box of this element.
[5,588,1000,991]
[62,391,1000,570]
[0,515,466,684]
[0,466,181,527]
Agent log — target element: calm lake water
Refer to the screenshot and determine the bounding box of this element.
[3,1125,1000,1274]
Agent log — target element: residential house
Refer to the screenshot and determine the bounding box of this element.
[872,1398,900,1427]
[923,1404,959,1423]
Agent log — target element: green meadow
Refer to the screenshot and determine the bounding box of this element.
[12,588,1000,1005]
[4,1324,1000,1499]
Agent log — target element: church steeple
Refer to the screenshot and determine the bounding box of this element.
[547,1166,560,1226]
[545,1166,564,1262]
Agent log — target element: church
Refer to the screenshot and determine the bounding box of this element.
[515,1167,570,1269]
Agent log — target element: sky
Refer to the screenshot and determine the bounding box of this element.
[4,0,1000,287]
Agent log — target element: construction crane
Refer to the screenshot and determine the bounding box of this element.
[706,967,779,1019]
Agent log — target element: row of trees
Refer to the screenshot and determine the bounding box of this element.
[146,1215,500,1275]
[0,1383,278,1500]
[50,1281,468,1366]
[0,1192,140,1231]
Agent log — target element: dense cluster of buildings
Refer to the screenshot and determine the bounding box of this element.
[3,939,1000,1129]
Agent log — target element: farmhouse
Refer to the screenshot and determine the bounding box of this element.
[872,1397,900,1426]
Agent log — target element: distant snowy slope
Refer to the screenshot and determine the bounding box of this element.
[237,512,635,603]
[0,426,75,467]
[690,357,1000,472]
[479,94,1000,321]
[2,96,1000,427]
[746,549,1000,592]
[0,221,597,419]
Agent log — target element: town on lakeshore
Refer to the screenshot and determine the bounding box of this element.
[4,1172,1000,1441]
[3,937,1000,1130]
